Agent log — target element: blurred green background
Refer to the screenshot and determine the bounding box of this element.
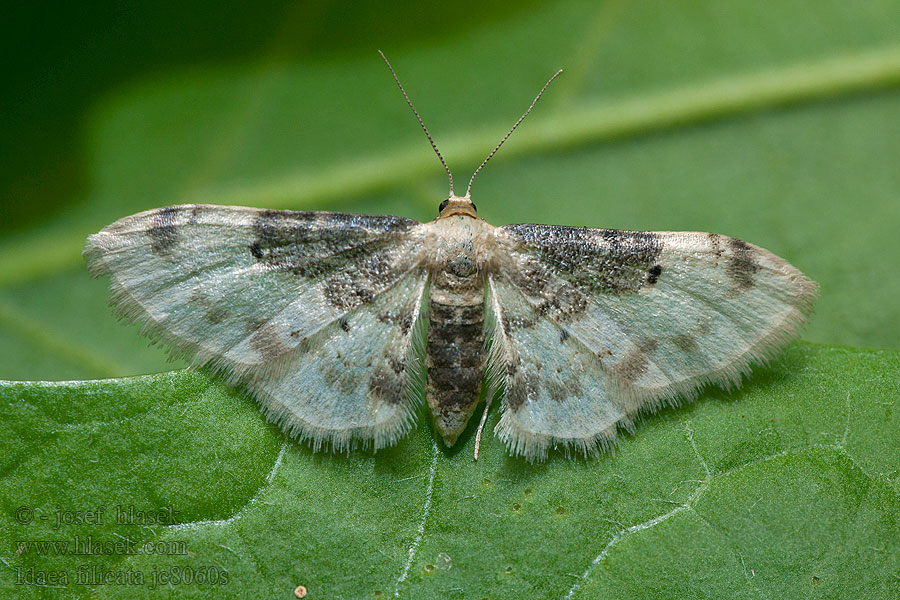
[1,0,899,381]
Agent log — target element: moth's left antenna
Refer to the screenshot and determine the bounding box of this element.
[379,50,455,197]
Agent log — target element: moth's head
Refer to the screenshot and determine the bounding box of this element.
[438,195,477,219]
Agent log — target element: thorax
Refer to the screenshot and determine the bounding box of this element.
[423,215,498,291]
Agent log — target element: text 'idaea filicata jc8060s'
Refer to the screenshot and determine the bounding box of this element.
[84,52,817,462]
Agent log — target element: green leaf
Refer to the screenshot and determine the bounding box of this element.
[3,1,900,597]
[2,0,900,381]
[2,342,898,598]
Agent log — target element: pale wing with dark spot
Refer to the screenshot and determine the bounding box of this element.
[84,204,429,450]
[488,224,816,461]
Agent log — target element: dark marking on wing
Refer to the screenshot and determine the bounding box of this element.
[536,285,588,322]
[206,306,228,325]
[249,209,282,261]
[610,339,658,384]
[505,254,550,298]
[502,312,536,332]
[708,233,724,259]
[148,206,180,255]
[507,355,521,377]
[377,302,418,336]
[247,209,417,281]
[595,348,613,361]
[323,359,360,395]
[559,328,569,343]
[506,370,538,412]
[321,247,423,312]
[189,286,229,324]
[647,264,662,284]
[322,251,393,310]
[400,312,413,335]
[727,237,761,291]
[547,378,567,402]
[500,314,512,334]
[671,333,698,352]
[610,351,648,383]
[249,323,291,361]
[339,318,351,332]
[377,298,418,335]
[368,367,406,404]
[637,338,659,354]
[502,257,589,323]
[503,224,663,297]
[324,279,375,310]
[389,356,404,375]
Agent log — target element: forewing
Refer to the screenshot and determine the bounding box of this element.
[489,224,816,460]
[85,204,428,450]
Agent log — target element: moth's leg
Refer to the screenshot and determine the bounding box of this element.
[473,396,492,461]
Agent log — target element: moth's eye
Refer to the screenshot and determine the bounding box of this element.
[470,203,477,212]
[438,199,449,213]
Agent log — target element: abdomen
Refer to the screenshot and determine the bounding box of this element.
[426,256,486,446]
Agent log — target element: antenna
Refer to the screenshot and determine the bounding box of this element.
[466,69,563,198]
[378,50,455,197]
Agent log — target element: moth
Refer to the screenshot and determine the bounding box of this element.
[84,53,816,461]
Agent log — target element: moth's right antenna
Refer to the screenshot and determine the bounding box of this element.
[379,50,455,197]
[466,69,563,199]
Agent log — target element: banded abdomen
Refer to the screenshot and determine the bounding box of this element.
[426,250,486,446]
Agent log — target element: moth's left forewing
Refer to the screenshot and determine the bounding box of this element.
[489,224,816,461]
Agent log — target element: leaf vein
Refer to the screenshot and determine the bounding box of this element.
[394,440,439,598]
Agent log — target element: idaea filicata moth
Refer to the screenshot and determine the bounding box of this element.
[84,53,816,461]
